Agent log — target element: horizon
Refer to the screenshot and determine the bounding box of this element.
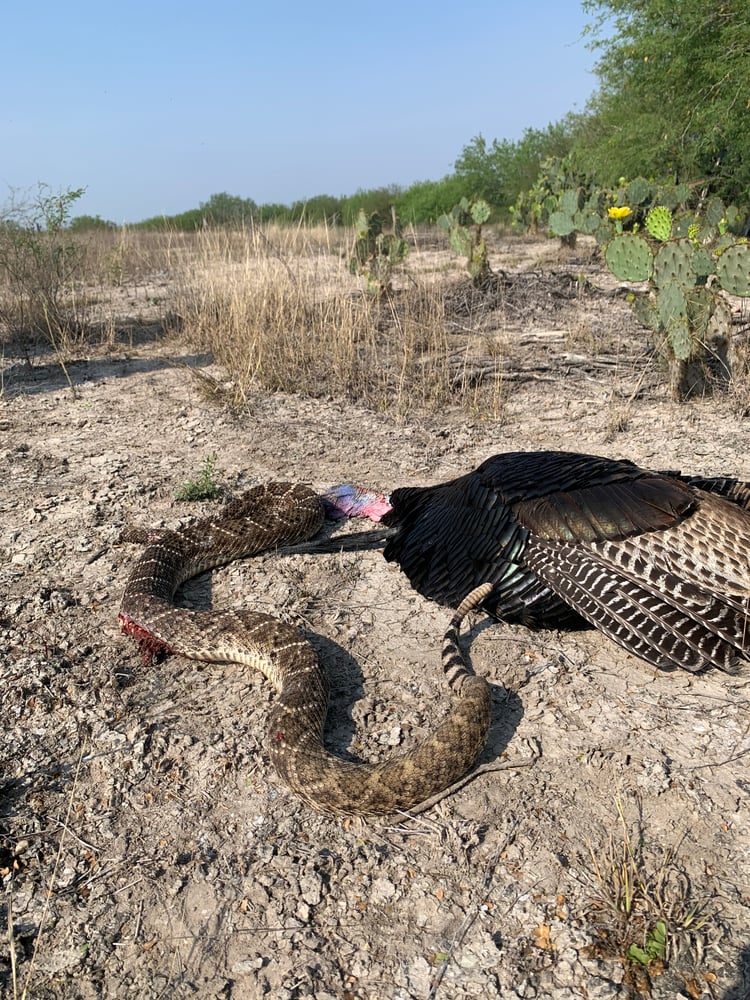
[2,1,598,225]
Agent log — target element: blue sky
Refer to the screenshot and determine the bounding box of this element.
[2,1,599,224]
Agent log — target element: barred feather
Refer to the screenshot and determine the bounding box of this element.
[382,451,750,673]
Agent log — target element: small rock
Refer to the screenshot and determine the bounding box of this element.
[370,876,397,904]
[299,871,323,906]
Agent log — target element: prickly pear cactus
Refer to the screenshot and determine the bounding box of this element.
[548,188,606,245]
[349,208,408,295]
[716,244,750,296]
[646,207,673,242]
[653,240,695,288]
[625,176,652,206]
[599,198,749,400]
[558,190,580,216]
[549,210,576,238]
[447,226,472,259]
[686,285,716,340]
[691,247,715,279]
[706,197,726,228]
[657,281,691,359]
[470,199,491,225]
[604,234,653,282]
[512,163,749,400]
[654,182,691,210]
[439,198,493,287]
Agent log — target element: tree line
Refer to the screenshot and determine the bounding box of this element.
[71,0,749,231]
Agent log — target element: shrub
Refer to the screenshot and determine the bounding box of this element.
[0,184,87,348]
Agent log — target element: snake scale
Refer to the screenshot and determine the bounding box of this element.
[119,482,492,815]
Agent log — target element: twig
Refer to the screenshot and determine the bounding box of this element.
[133,899,144,942]
[395,757,537,820]
[8,895,18,1000]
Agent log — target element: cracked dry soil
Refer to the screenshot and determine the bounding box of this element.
[1,244,750,1000]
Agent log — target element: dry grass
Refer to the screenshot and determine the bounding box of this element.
[168,225,506,418]
[0,221,506,418]
[3,220,750,419]
[0,226,174,355]
[583,798,720,996]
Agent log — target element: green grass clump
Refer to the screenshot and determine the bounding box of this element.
[584,798,717,993]
[175,452,222,501]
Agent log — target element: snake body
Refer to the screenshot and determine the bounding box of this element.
[119,482,491,815]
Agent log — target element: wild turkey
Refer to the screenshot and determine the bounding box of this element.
[322,451,750,673]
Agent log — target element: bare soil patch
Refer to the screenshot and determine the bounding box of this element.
[1,238,749,999]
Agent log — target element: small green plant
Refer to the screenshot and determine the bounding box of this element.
[585,798,716,990]
[349,206,409,295]
[627,920,667,966]
[175,452,222,501]
[438,197,493,287]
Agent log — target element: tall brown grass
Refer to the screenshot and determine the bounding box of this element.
[0,221,506,418]
[169,223,505,418]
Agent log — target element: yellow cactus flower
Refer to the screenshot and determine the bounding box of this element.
[608,206,632,220]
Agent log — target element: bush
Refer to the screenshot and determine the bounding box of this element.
[69,214,118,232]
[395,175,471,224]
[0,184,87,347]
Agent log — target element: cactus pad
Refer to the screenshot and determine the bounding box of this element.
[549,211,576,237]
[646,206,673,242]
[725,204,742,231]
[355,208,380,239]
[653,240,695,288]
[706,197,726,228]
[691,247,715,279]
[673,216,694,239]
[657,280,688,329]
[559,190,580,215]
[715,244,750,296]
[685,286,715,339]
[632,295,660,332]
[668,316,693,361]
[576,211,602,236]
[605,234,653,281]
[449,227,473,258]
[656,183,691,211]
[470,199,491,225]
[625,177,651,205]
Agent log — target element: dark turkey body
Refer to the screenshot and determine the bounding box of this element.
[381,451,750,672]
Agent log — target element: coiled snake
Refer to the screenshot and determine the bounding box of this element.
[119,482,491,815]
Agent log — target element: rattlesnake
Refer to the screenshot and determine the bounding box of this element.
[119,482,492,815]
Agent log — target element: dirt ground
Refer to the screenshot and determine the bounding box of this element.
[1,238,750,1000]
